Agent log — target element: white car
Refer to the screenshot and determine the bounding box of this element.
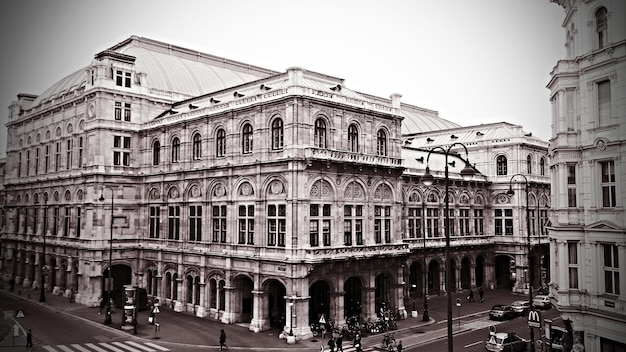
[532,295,551,309]
[510,300,531,315]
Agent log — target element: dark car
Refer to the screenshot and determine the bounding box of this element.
[489,304,516,321]
[511,300,532,316]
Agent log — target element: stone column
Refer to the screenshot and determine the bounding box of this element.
[221,286,235,324]
[196,282,207,318]
[250,290,269,332]
[174,277,184,312]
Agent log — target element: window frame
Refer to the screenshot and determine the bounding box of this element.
[171,137,180,163]
[496,155,508,176]
[376,129,387,156]
[242,123,253,154]
[271,118,284,150]
[192,133,202,160]
[216,128,226,157]
[600,160,617,208]
[348,124,359,153]
[314,118,327,148]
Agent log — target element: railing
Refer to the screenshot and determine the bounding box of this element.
[307,148,403,167]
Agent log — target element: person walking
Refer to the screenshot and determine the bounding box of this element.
[478,286,484,303]
[397,340,403,352]
[99,296,106,314]
[336,334,343,352]
[219,329,227,350]
[468,288,475,302]
[327,336,335,352]
[26,329,33,351]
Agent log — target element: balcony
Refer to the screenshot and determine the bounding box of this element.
[306,147,403,168]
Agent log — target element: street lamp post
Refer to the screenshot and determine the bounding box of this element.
[99,186,114,325]
[506,174,535,352]
[421,143,475,352]
[422,228,429,322]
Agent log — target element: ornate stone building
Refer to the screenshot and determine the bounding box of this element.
[547,0,626,350]
[0,36,549,338]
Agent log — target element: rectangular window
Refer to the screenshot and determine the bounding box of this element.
[55,142,61,171]
[124,103,131,121]
[78,137,83,168]
[149,206,160,239]
[426,208,439,238]
[238,205,254,245]
[53,207,59,235]
[539,209,549,236]
[115,70,132,88]
[344,205,364,245]
[168,205,180,240]
[598,80,611,126]
[495,209,514,235]
[63,206,71,236]
[268,204,286,247]
[18,152,22,177]
[603,244,620,295]
[45,145,50,173]
[115,102,122,120]
[601,160,616,208]
[408,207,422,238]
[26,150,30,176]
[474,209,484,235]
[76,207,81,238]
[212,205,227,243]
[459,209,470,236]
[568,242,579,289]
[374,205,392,243]
[113,136,131,166]
[33,207,38,234]
[189,205,202,242]
[66,139,73,170]
[529,209,536,236]
[310,204,331,247]
[445,209,455,236]
[567,164,577,207]
[35,147,40,174]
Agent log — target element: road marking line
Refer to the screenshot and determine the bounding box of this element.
[125,341,157,351]
[465,340,483,348]
[56,346,75,352]
[143,342,170,351]
[42,347,59,352]
[98,342,126,351]
[71,344,92,352]
[85,343,110,352]
[112,341,145,351]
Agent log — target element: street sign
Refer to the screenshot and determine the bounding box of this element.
[319,314,326,325]
[528,309,542,328]
[152,306,160,314]
[456,298,461,307]
[15,310,24,318]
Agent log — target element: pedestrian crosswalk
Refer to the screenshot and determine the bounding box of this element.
[41,340,169,352]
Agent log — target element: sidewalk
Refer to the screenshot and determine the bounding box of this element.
[1,283,525,351]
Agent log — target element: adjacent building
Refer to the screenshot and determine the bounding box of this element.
[547,0,626,350]
[0,36,549,338]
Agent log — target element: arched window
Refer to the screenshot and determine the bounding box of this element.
[271,118,284,150]
[242,123,253,154]
[216,128,226,157]
[192,133,202,160]
[314,119,327,148]
[596,7,607,49]
[527,154,532,174]
[348,124,359,153]
[171,137,180,163]
[539,157,546,176]
[152,140,160,166]
[496,155,507,176]
[377,129,387,156]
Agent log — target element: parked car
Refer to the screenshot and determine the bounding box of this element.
[489,304,516,321]
[532,294,551,309]
[485,331,528,352]
[511,300,531,315]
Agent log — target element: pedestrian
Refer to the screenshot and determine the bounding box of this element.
[219,329,227,350]
[397,340,403,352]
[99,296,106,314]
[328,336,335,352]
[478,286,484,303]
[468,288,475,302]
[336,334,343,352]
[354,334,362,352]
[26,329,33,350]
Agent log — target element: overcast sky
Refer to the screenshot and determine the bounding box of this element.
[0,0,566,158]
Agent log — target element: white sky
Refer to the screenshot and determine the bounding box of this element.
[0,0,566,158]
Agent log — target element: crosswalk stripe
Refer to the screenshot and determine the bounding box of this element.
[42,346,59,352]
[56,346,75,352]
[97,342,126,352]
[85,343,110,352]
[125,341,157,352]
[143,342,170,351]
[112,341,145,352]
[71,344,93,352]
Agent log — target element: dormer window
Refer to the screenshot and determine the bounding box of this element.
[115,70,132,88]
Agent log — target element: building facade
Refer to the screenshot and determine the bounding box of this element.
[0,36,549,338]
[547,0,626,351]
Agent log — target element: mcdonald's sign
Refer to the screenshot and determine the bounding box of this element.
[527,309,542,328]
